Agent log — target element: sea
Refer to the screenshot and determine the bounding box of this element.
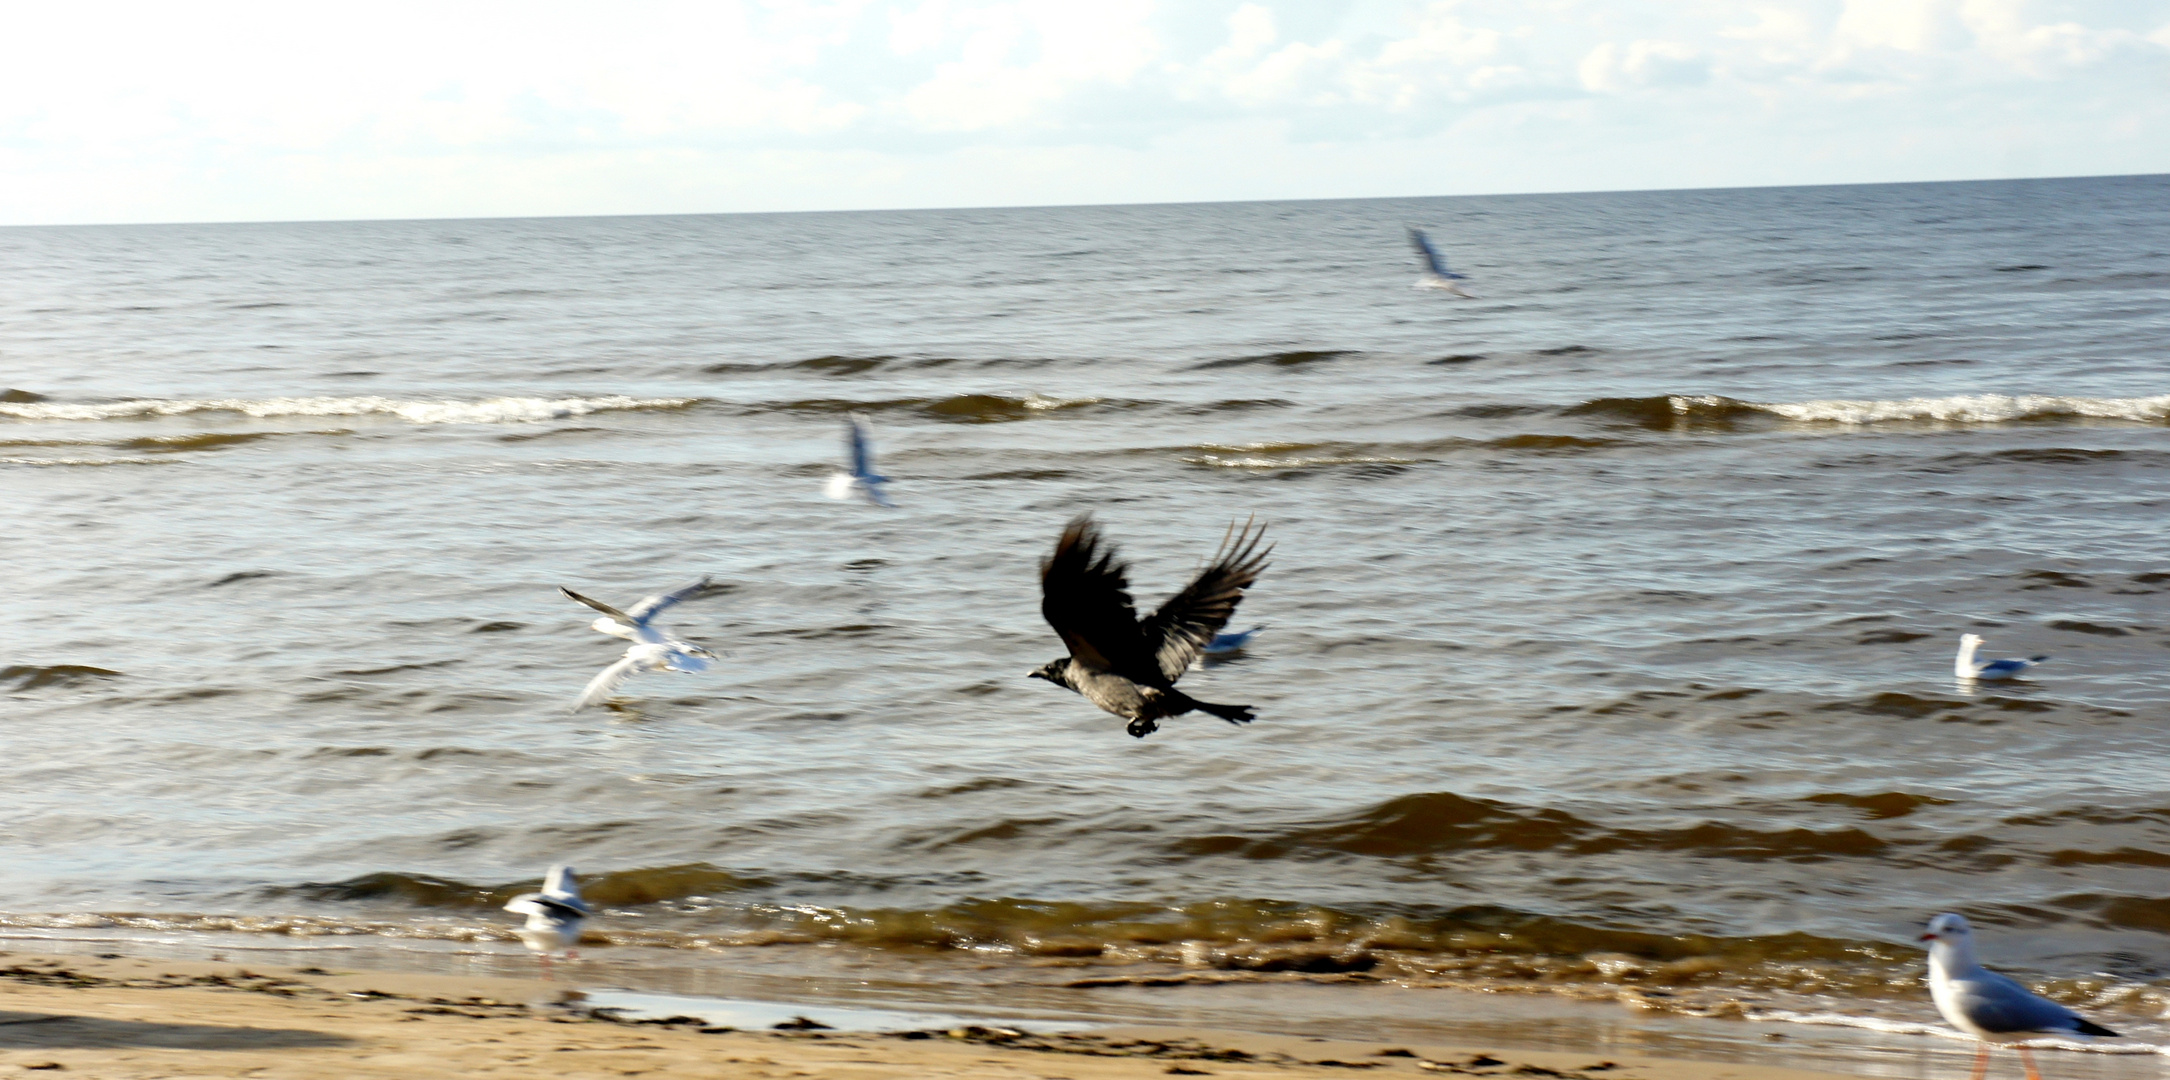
[3,174,2168,1069]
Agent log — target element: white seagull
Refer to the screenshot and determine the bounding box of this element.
[1408,228,1475,298]
[1956,634,2049,681]
[504,864,593,976]
[1922,913,2116,1080]
[561,578,718,709]
[824,413,894,507]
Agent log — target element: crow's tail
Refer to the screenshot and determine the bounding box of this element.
[1168,690,1254,725]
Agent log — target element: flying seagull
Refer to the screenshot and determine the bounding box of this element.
[1030,514,1270,738]
[1190,625,1265,671]
[1205,626,1264,654]
[505,864,593,977]
[1921,913,2117,1080]
[1956,634,2048,681]
[561,578,718,709]
[1408,228,1475,298]
[824,413,894,507]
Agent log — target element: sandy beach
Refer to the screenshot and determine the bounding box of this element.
[0,951,1877,1080]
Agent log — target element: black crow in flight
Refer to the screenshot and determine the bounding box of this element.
[1029,514,1271,738]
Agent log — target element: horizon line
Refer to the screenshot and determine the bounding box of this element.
[4,170,2161,231]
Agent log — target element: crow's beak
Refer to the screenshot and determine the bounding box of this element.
[1026,669,1046,680]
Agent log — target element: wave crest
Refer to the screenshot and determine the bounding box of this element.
[1565,393,2170,430]
[0,395,698,425]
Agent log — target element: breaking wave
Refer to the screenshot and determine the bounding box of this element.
[1566,394,2170,430]
[0,395,698,425]
[776,394,1113,423]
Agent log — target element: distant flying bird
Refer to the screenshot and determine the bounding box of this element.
[824,413,894,507]
[1921,913,2116,1080]
[1030,515,1270,738]
[1956,634,2048,681]
[1408,228,1475,298]
[1191,625,1265,670]
[505,864,593,976]
[1205,626,1264,654]
[561,578,718,709]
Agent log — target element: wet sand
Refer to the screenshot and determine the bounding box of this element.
[0,951,1875,1080]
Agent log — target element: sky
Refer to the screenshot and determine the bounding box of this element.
[1,0,2166,225]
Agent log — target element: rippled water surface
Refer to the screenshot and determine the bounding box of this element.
[4,175,2169,1040]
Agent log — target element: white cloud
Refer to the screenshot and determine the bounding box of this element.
[1580,40,1710,93]
[0,0,2164,224]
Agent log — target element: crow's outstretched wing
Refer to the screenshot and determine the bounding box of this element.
[1141,518,1270,681]
[624,576,714,624]
[1040,515,1161,681]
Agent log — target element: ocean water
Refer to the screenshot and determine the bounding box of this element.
[4,175,2169,1043]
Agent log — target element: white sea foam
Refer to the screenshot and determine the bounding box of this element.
[1024,394,1097,410]
[0,456,175,467]
[0,395,697,425]
[1738,394,2170,426]
[1750,1010,2170,1053]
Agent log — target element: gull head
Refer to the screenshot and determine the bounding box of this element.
[591,616,636,639]
[1955,634,1985,679]
[1920,912,1972,943]
[684,644,718,660]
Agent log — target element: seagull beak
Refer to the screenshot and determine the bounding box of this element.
[1919,932,1937,941]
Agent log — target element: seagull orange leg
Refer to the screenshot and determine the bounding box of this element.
[1968,1044,1990,1080]
[2016,1046,2045,1080]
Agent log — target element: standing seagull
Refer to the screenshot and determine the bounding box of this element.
[1921,913,2117,1080]
[561,578,719,710]
[1030,514,1270,738]
[504,864,593,977]
[825,413,894,507]
[1956,634,2049,681]
[1408,228,1475,298]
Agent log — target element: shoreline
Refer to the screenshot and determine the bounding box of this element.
[0,950,1882,1080]
[3,942,2151,1080]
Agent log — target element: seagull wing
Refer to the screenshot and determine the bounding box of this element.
[849,414,879,480]
[1040,515,1161,681]
[576,652,645,709]
[1409,228,1457,278]
[624,576,715,625]
[1140,519,1271,681]
[1954,970,2087,1035]
[561,586,632,624]
[508,892,590,919]
[504,892,552,917]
